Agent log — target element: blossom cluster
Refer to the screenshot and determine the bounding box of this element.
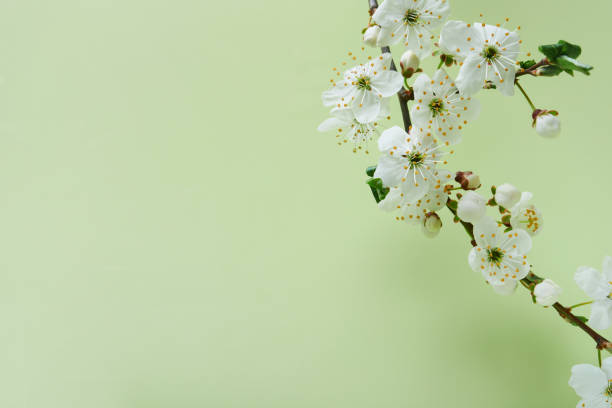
[319,0,599,405]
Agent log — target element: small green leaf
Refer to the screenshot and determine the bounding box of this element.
[520,59,537,69]
[366,166,377,177]
[447,200,458,211]
[558,40,582,59]
[367,178,389,203]
[556,55,593,76]
[503,227,513,233]
[501,214,511,225]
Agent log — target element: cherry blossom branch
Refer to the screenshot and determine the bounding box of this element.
[369,0,412,132]
[516,58,551,77]
[446,204,612,351]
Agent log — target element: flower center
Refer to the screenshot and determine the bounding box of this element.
[406,152,424,169]
[404,9,420,25]
[487,247,504,266]
[483,46,499,62]
[429,98,445,117]
[356,75,372,91]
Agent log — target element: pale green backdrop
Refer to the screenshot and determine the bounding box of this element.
[0,0,610,407]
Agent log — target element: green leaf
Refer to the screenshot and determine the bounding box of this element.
[558,40,582,58]
[366,166,377,177]
[447,199,458,211]
[538,40,592,76]
[367,178,389,203]
[520,59,537,69]
[556,55,593,76]
[501,214,511,225]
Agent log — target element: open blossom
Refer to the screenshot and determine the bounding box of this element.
[374,126,453,203]
[439,20,521,96]
[372,0,450,57]
[322,53,403,123]
[574,257,612,330]
[379,185,449,226]
[510,192,543,236]
[569,358,612,408]
[468,216,532,291]
[317,103,390,152]
[410,69,480,145]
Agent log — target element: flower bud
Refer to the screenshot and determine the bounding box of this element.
[457,191,486,223]
[455,171,481,191]
[400,50,420,78]
[422,212,442,238]
[363,25,381,48]
[532,109,561,138]
[494,183,521,209]
[533,279,562,307]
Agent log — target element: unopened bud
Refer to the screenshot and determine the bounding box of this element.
[495,183,521,209]
[532,109,561,138]
[457,191,486,223]
[363,25,381,48]
[422,212,442,238]
[400,50,420,78]
[455,171,481,191]
[534,279,562,307]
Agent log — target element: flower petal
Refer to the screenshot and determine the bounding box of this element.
[371,70,404,98]
[575,267,610,300]
[317,117,345,133]
[569,364,607,400]
[374,155,404,188]
[456,53,487,97]
[600,356,612,380]
[378,187,402,212]
[377,126,409,154]
[588,299,612,331]
[439,20,481,59]
[491,280,518,296]
[473,216,500,248]
[352,90,381,123]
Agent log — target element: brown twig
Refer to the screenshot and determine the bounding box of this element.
[516,58,551,78]
[369,0,412,132]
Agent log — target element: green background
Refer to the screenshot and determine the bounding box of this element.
[1,0,610,406]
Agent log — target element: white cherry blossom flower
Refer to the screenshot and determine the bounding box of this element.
[410,69,480,145]
[574,257,612,330]
[374,126,453,203]
[322,53,403,124]
[468,216,532,291]
[569,358,612,408]
[372,0,450,58]
[510,192,543,236]
[439,20,521,96]
[317,102,390,152]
